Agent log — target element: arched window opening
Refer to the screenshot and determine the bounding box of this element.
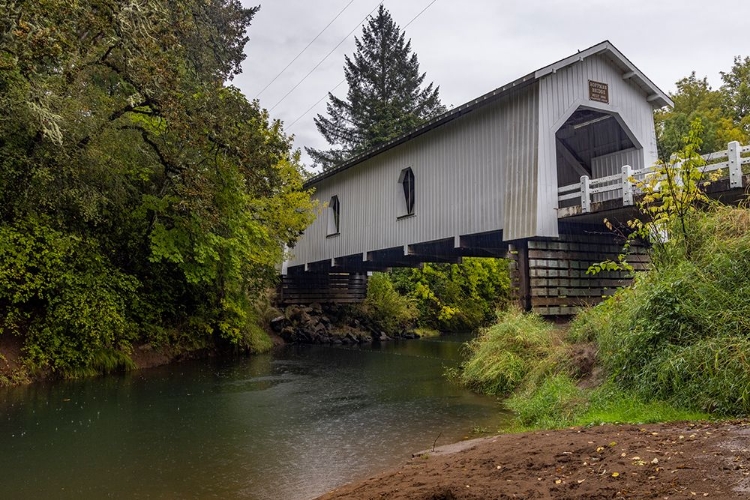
[398,167,415,217]
[327,195,340,236]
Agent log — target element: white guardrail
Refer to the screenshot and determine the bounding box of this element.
[558,141,750,213]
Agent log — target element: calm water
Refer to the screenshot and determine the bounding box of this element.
[0,335,507,499]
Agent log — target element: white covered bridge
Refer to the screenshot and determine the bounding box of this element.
[281,41,749,314]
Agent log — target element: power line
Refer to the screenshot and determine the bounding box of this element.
[269,1,383,112]
[403,0,438,29]
[285,0,440,131]
[287,79,346,130]
[254,0,357,99]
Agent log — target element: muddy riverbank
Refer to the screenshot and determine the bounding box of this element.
[318,420,750,499]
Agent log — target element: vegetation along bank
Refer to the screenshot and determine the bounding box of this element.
[454,117,750,424]
[0,2,315,384]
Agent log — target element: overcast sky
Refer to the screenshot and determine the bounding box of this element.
[236,0,750,170]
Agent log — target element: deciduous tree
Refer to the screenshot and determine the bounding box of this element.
[720,56,750,136]
[0,0,315,376]
[655,58,749,160]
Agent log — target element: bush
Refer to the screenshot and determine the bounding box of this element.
[391,257,511,332]
[0,219,139,375]
[361,272,416,334]
[643,336,750,413]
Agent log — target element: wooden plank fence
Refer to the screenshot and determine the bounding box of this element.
[558,141,750,214]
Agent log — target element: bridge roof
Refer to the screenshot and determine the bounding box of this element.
[304,40,672,188]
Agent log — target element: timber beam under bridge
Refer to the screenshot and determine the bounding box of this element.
[280,224,645,316]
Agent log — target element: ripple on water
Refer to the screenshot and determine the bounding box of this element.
[0,335,509,500]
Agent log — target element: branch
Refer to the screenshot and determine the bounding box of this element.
[99,59,151,102]
[119,124,181,176]
[76,99,152,149]
[100,43,117,64]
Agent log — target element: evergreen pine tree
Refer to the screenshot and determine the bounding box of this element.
[306,5,445,170]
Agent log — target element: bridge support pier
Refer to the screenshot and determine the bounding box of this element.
[509,225,648,316]
[507,241,531,312]
[278,272,368,305]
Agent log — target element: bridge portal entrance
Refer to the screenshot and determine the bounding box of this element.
[556,107,640,208]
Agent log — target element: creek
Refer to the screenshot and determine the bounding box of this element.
[0,334,509,499]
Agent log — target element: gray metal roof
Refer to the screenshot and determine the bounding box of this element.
[304,40,672,188]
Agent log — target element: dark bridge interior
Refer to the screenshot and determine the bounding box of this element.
[555,108,636,199]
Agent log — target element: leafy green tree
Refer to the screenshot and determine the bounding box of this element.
[390,258,510,332]
[361,273,416,334]
[306,5,445,170]
[0,0,315,377]
[655,59,749,160]
[720,56,750,136]
[655,74,733,160]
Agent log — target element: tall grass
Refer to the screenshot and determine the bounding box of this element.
[455,303,715,430]
[575,383,709,427]
[245,289,277,353]
[244,319,274,353]
[571,206,750,415]
[456,308,567,396]
[505,374,584,428]
[62,348,136,379]
[504,377,710,431]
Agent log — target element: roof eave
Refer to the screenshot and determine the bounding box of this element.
[534,41,673,109]
[303,41,672,188]
[303,73,537,188]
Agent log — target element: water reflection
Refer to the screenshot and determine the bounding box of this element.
[0,335,508,499]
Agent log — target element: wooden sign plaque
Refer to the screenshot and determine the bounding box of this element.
[588,80,609,104]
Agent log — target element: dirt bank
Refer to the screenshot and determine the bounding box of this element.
[318,420,750,499]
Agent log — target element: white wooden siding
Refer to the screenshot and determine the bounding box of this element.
[286,86,539,267]
[286,48,663,270]
[502,87,539,241]
[591,148,644,202]
[537,54,658,236]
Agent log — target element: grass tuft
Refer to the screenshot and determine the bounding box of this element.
[456,308,562,396]
[578,383,710,426]
[505,374,584,429]
[63,348,136,379]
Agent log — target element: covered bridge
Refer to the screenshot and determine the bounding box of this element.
[282,41,672,314]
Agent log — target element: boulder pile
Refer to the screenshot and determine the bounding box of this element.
[270,303,419,345]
